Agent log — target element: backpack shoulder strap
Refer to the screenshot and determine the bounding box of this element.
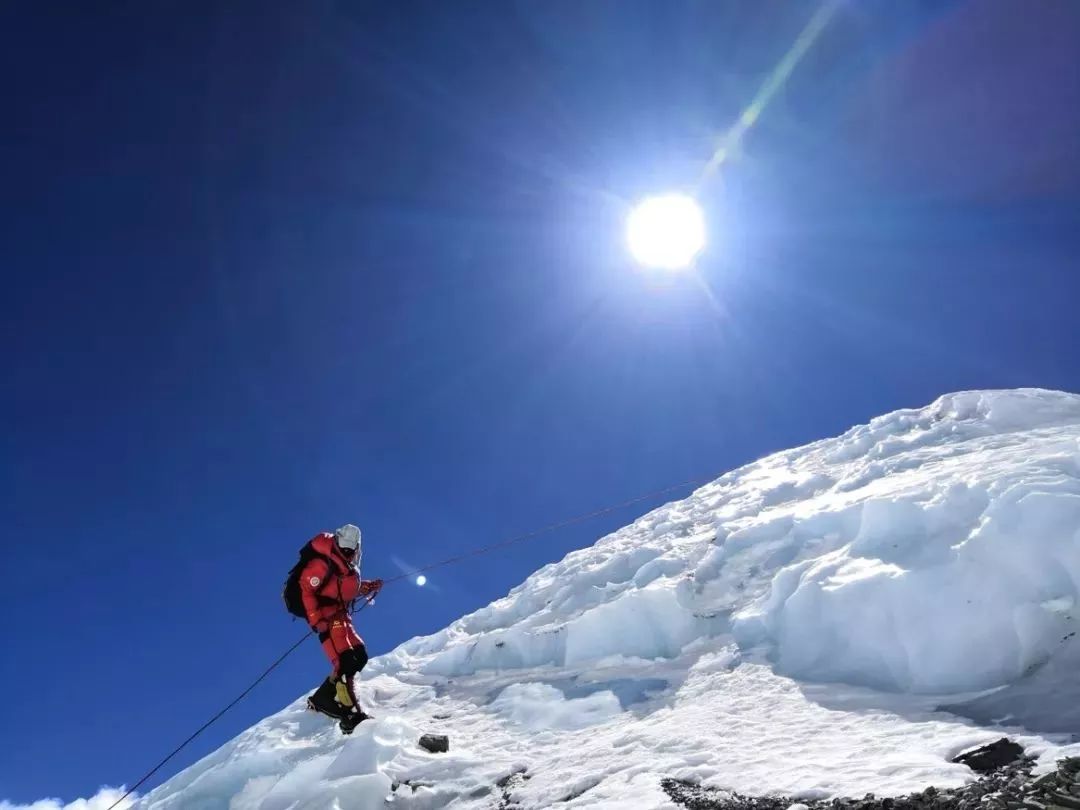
[295,542,334,584]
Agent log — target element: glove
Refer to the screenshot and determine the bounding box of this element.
[360,579,383,596]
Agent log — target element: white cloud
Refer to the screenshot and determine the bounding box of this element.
[0,786,134,810]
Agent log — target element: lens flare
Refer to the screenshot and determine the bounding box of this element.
[701,0,840,183]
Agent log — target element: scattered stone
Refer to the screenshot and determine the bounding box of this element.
[496,766,530,789]
[391,778,434,794]
[418,733,449,754]
[1020,760,1080,810]
[662,744,1056,810]
[954,740,1027,774]
[497,769,530,810]
[1044,793,1080,810]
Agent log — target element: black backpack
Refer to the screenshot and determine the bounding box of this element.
[282,542,337,618]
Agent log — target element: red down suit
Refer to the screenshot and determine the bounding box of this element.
[299,532,379,677]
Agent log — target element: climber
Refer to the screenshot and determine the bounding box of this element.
[283,524,382,733]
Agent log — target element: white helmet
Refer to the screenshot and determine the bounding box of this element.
[333,524,361,562]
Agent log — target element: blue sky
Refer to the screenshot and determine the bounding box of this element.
[2,1,1079,804]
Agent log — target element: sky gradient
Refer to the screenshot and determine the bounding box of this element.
[2,1,1079,804]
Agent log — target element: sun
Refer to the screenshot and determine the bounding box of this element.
[626,194,706,270]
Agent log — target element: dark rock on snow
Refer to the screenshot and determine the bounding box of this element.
[953,740,1026,774]
[662,742,1080,810]
[418,733,449,754]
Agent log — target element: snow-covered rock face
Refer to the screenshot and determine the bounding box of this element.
[386,388,1080,696]
[137,389,1080,809]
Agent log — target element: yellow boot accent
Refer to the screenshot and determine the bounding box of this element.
[335,679,354,708]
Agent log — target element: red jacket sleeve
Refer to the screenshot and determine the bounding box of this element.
[299,557,331,628]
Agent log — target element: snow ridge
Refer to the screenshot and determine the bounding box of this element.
[137,389,1080,809]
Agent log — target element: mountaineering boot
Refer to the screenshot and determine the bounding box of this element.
[339,707,372,735]
[307,677,348,720]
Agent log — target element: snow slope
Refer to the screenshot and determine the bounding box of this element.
[136,389,1080,809]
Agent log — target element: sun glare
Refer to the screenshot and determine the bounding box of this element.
[626,194,706,270]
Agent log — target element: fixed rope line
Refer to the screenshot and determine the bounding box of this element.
[105,629,313,809]
[381,472,723,586]
[108,471,720,809]
[106,596,375,810]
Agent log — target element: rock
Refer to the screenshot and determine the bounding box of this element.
[1044,793,1080,810]
[418,734,449,754]
[954,740,1028,775]
[658,745,1049,810]
[497,767,529,789]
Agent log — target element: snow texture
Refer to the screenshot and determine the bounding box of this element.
[132,389,1080,809]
